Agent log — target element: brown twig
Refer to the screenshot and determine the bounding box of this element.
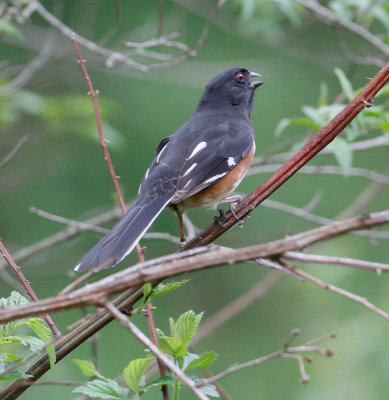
[279,259,389,321]
[0,240,60,337]
[72,38,145,262]
[1,210,388,324]
[183,62,389,250]
[283,251,389,273]
[145,300,169,400]
[196,338,334,387]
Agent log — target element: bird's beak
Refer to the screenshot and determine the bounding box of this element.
[249,71,264,89]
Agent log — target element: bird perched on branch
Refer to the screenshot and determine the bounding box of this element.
[75,67,264,271]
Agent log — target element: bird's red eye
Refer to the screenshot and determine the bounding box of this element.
[236,72,245,82]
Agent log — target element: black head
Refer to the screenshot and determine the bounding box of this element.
[197,67,264,116]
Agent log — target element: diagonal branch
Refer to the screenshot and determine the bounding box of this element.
[103,300,209,400]
[0,241,60,337]
[183,62,389,249]
[0,209,388,324]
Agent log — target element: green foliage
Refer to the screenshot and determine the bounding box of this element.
[135,280,190,313]
[123,358,153,392]
[73,379,130,399]
[0,87,125,150]
[0,18,24,41]
[73,310,218,399]
[275,67,389,174]
[0,291,56,383]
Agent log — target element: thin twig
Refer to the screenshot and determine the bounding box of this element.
[253,133,389,165]
[279,259,389,321]
[0,240,60,337]
[145,300,169,400]
[72,38,144,263]
[336,167,389,219]
[194,272,283,342]
[103,300,209,400]
[283,251,389,273]
[0,135,28,168]
[1,210,389,324]
[248,164,389,185]
[196,341,332,387]
[295,0,389,56]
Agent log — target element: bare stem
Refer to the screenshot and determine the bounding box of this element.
[0,240,60,337]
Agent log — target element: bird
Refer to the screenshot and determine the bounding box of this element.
[75,67,264,271]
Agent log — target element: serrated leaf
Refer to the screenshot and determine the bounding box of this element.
[153,280,189,296]
[173,310,203,347]
[158,337,188,358]
[334,68,354,101]
[10,335,45,352]
[328,137,353,174]
[185,352,218,371]
[123,357,153,391]
[0,18,24,41]
[73,359,104,379]
[0,291,29,307]
[73,379,129,399]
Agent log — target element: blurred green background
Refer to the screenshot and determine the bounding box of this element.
[0,0,388,399]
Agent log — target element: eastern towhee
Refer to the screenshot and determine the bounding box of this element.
[75,67,263,271]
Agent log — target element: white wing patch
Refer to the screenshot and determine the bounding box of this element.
[182,163,197,177]
[203,172,228,185]
[227,157,236,167]
[187,141,207,160]
[156,145,167,163]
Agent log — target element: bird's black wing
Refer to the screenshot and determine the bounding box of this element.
[172,118,254,202]
[138,115,254,204]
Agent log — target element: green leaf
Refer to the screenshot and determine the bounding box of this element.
[274,118,291,136]
[143,375,175,391]
[0,370,32,381]
[0,291,29,307]
[0,353,31,380]
[328,137,353,174]
[26,317,57,367]
[73,359,104,379]
[185,352,218,371]
[199,383,220,397]
[158,337,188,358]
[143,283,153,303]
[153,280,189,297]
[173,310,203,347]
[10,335,45,352]
[334,68,354,101]
[0,18,24,41]
[73,379,129,399]
[190,376,220,397]
[123,357,153,391]
[318,82,328,107]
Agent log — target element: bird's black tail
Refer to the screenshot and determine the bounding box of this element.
[75,193,173,271]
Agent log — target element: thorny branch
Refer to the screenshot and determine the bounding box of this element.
[183,62,389,249]
[1,209,389,325]
[0,241,60,337]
